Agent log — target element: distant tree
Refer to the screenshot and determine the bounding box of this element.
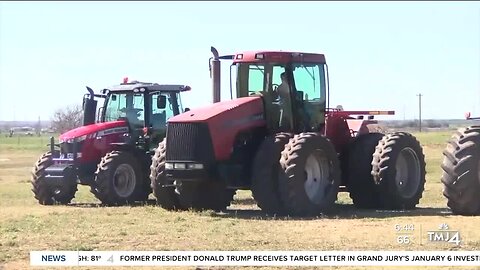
[1,123,9,133]
[425,119,441,128]
[51,105,83,133]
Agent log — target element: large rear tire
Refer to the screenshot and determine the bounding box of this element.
[251,133,292,215]
[441,126,480,215]
[371,132,426,209]
[92,151,148,206]
[31,151,78,205]
[150,138,182,210]
[345,133,385,208]
[278,133,341,216]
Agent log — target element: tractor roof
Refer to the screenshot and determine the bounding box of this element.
[232,51,326,64]
[105,81,191,93]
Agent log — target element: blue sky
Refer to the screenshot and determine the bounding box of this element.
[0,1,479,121]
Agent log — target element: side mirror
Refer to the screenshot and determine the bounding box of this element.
[157,95,167,109]
[184,108,191,112]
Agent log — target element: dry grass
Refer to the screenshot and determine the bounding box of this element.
[0,132,479,270]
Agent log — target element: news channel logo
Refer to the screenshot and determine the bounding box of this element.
[427,223,461,246]
[394,223,462,246]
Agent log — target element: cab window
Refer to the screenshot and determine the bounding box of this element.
[150,92,174,130]
[292,63,326,129]
[104,92,145,126]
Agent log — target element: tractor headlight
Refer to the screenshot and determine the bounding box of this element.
[76,135,88,142]
[174,163,186,170]
[187,163,204,170]
[165,162,204,170]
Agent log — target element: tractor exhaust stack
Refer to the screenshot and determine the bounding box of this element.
[82,86,98,126]
[210,46,221,103]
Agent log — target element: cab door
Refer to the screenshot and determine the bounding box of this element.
[148,92,175,147]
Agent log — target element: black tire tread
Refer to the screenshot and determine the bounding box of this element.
[441,126,480,215]
[279,132,341,216]
[371,132,426,209]
[31,151,77,205]
[251,132,292,215]
[345,133,384,208]
[92,151,146,206]
[150,138,183,210]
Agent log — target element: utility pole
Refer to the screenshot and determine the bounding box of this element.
[417,93,423,132]
[37,116,41,136]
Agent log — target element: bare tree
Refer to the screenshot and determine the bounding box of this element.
[51,105,83,133]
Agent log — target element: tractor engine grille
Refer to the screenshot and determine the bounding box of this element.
[166,123,215,164]
[60,141,84,154]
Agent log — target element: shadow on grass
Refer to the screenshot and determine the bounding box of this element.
[217,204,454,221]
[64,198,454,221]
[66,199,158,208]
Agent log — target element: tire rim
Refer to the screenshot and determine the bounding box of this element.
[113,164,136,198]
[303,150,331,204]
[395,147,421,198]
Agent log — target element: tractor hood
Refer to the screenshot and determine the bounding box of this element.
[59,121,128,142]
[167,96,266,161]
[169,96,262,123]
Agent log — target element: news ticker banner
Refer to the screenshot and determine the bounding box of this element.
[31,251,480,267]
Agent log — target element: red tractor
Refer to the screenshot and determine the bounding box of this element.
[441,112,480,215]
[150,47,426,216]
[31,80,191,206]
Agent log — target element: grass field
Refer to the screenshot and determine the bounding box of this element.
[0,132,479,270]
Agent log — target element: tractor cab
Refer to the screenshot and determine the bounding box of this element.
[231,51,327,134]
[83,80,190,149]
[216,50,392,151]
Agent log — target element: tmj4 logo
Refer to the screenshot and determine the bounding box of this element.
[427,223,461,246]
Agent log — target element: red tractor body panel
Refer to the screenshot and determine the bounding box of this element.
[345,119,379,135]
[169,97,265,160]
[325,115,353,153]
[325,110,393,153]
[59,121,127,141]
[58,121,129,163]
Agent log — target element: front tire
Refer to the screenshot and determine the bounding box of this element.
[31,151,77,205]
[92,151,148,205]
[278,133,341,216]
[371,132,426,209]
[251,133,292,215]
[150,138,182,210]
[441,126,480,215]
